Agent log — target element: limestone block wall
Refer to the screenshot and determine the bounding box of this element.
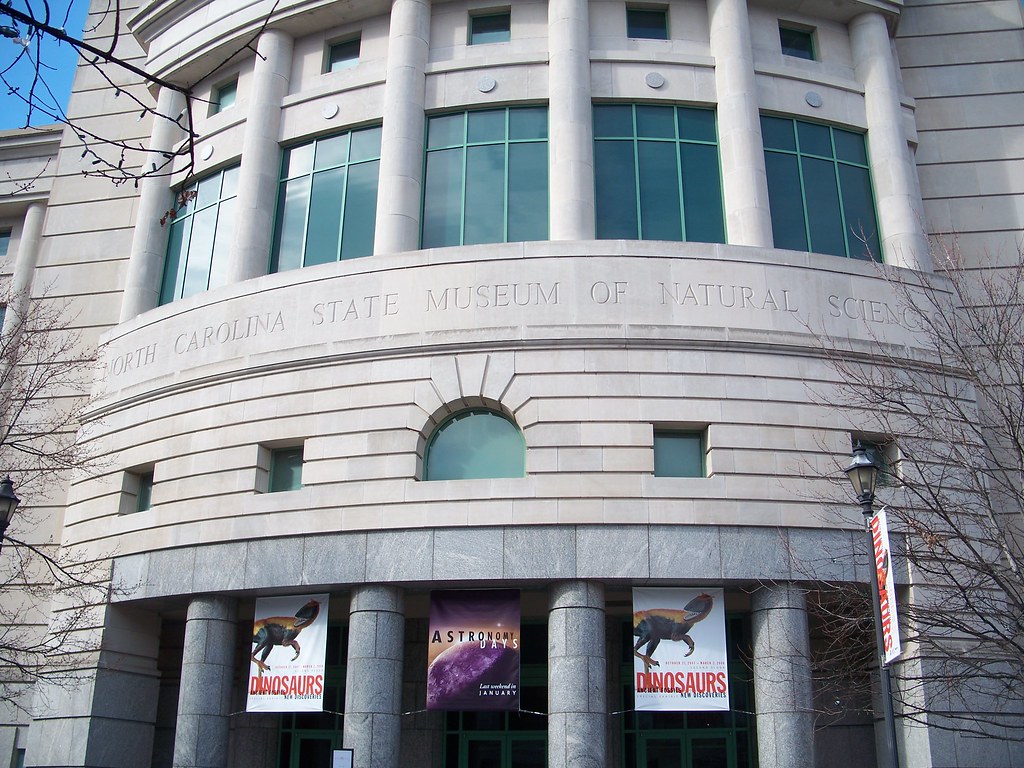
[896,0,1024,261]
[59,241,942,561]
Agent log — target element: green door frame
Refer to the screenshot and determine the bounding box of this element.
[639,730,736,768]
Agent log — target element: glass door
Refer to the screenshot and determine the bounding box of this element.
[461,734,546,768]
[639,732,733,768]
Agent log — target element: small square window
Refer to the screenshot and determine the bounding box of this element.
[654,431,704,477]
[469,12,511,45]
[120,468,155,514]
[327,36,361,72]
[853,437,900,486]
[210,79,237,115]
[627,7,668,40]
[270,446,304,492]
[779,25,815,60]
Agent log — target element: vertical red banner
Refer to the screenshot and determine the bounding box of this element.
[871,508,902,664]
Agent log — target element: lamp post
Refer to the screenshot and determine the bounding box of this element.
[845,443,900,768]
[0,475,21,557]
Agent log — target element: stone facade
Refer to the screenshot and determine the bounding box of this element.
[0,0,1022,766]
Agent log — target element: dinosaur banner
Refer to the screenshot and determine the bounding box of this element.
[246,593,330,713]
[632,587,729,711]
[871,507,902,665]
[427,589,520,710]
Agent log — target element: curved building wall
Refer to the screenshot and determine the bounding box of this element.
[3,0,1021,766]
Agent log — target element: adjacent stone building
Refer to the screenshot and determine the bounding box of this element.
[0,0,1021,766]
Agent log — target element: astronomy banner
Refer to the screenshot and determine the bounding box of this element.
[632,587,729,712]
[427,589,520,710]
[871,507,902,665]
[246,593,329,713]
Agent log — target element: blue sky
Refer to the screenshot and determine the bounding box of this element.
[0,0,89,130]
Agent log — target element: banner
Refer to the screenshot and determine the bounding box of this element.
[871,507,902,665]
[427,589,520,710]
[246,593,329,712]
[632,587,729,711]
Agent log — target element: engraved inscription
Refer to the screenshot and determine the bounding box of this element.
[659,282,798,312]
[108,343,158,376]
[827,295,921,329]
[590,281,627,304]
[312,294,399,325]
[174,312,285,354]
[425,282,559,311]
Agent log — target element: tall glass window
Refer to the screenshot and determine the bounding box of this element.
[271,125,382,272]
[160,165,239,304]
[424,410,525,480]
[593,104,726,243]
[761,116,880,260]
[421,107,549,248]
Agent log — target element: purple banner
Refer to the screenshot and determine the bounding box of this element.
[427,589,521,710]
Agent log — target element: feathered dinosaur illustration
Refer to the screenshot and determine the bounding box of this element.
[251,599,320,677]
[633,592,715,673]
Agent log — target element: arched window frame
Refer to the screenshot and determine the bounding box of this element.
[422,408,526,481]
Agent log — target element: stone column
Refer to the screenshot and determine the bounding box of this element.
[548,581,606,768]
[173,596,238,768]
[1,201,45,339]
[850,12,931,271]
[708,0,773,247]
[229,29,293,283]
[548,0,595,241]
[373,0,430,255]
[343,585,404,768]
[120,87,186,321]
[751,584,814,768]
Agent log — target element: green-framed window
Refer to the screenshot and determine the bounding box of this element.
[594,104,726,243]
[136,471,155,512]
[779,26,814,60]
[277,624,347,768]
[269,446,304,492]
[326,37,360,71]
[424,409,525,480]
[762,115,880,260]
[0,228,10,257]
[653,431,704,477]
[210,79,237,115]
[421,107,549,248]
[619,614,755,768]
[626,7,668,40]
[443,622,547,768]
[160,165,239,304]
[271,125,381,272]
[469,11,511,44]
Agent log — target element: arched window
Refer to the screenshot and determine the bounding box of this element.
[424,410,525,480]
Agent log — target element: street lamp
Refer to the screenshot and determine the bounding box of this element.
[0,475,21,556]
[845,443,900,768]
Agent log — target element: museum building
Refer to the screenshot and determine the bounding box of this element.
[0,0,1021,765]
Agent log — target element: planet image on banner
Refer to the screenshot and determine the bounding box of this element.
[426,641,519,710]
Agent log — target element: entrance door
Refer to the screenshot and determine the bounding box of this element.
[639,732,733,768]
[461,734,546,768]
[283,732,343,768]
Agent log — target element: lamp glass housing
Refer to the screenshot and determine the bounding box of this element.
[0,476,20,525]
[846,443,879,502]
